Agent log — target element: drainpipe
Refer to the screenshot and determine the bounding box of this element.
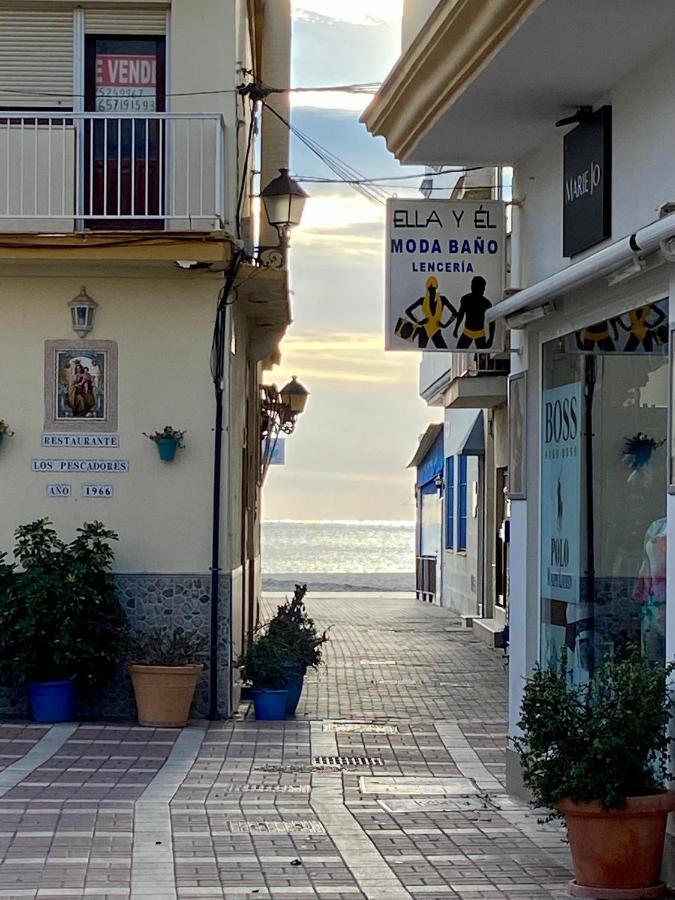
[209,250,244,720]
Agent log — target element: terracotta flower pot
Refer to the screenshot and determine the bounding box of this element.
[128,664,203,727]
[558,790,675,899]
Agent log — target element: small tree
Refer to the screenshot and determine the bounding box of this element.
[0,519,127,686]
[266,583,329,670]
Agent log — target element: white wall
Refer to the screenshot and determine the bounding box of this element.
[515,40,675,287]
[0,262,247,575]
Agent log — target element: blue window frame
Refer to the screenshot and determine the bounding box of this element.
[458,454,468,551]
[445,456,454,549]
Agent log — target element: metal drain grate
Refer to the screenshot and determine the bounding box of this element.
[322,721,399,734]
[229,820,326,834]
[314,755,385,767]
[213,783,310,793]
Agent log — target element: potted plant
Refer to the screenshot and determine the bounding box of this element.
[0,519,126,722]
[0,420,13,447]
[128,627,206,727]
[144,425,186,461]
[514,647,675,898]
[239,630,290,720]
[266,583,328,715]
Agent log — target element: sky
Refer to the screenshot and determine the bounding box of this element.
[262,0,442,523]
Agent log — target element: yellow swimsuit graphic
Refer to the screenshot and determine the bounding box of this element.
[421,278,445,339]
[399,276,457,349]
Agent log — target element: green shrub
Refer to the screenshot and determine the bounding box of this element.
[266,583,328,670]
[513,647,675,815]
[0,518,126,686]
[128,627,207,666]
[239,630,290,689]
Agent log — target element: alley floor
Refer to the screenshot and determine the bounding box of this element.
[0,592,583,899]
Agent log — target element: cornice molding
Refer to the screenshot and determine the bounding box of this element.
[362,0,543,161]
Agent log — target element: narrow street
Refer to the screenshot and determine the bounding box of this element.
[0,594,573,900]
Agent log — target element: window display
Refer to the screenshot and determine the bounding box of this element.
[540,300,668,682]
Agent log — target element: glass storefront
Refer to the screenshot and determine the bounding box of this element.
[540,299,668,682]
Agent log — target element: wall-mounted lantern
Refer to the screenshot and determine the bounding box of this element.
[69,286,98,338]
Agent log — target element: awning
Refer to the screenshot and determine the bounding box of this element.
[408,423,444,487]
[458,413,485,457]
[486,210,675,326]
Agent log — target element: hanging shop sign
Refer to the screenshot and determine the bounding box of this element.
[563,106,611,257]
[541,382,582,605]
[385,199,505,352]
[269,438,285,465]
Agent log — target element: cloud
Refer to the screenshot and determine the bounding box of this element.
[298,192,383,230]
[270,329,419,386]
[291,90,373,113]
[293,0,403,26]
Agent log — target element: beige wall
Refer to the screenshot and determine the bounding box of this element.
[0,261,251,576]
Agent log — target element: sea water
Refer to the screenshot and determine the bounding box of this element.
[262,520,415,592]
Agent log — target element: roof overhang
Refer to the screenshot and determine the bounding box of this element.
[362,0,675,166]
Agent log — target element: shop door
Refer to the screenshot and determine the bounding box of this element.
[84,36,165,227]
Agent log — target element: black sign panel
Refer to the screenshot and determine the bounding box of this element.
[563,106,611,257]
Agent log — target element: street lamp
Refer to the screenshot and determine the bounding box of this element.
[259,168,309,267]
[260,375,309,483]
[279,375,309,416]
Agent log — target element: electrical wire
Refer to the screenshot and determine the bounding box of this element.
[263,99,388,206]
[0,82,380,101]
[295,166,495,185]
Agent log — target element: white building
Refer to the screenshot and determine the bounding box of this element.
[0,0,295,719]
[364,3,675,851]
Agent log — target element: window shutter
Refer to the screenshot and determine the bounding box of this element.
[0,10,74,109]
[85,9,167,34]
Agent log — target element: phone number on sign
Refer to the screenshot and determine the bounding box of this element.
[95,97,156,112]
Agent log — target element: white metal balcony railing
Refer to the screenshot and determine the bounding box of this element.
[0,112,225,230]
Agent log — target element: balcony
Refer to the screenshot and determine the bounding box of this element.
[0,112,225,232]
[445,353,509,409]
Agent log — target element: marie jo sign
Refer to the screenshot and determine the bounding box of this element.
[385,199,505,352]
[563,106,611,257]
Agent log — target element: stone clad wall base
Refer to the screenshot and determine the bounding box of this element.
[0,573,231,721]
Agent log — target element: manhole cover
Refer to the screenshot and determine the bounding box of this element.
[214,783,310,793]
[359,777,477,796]
[229,820,326,834]
[314,756,385,767]
[322,721,399,734]
[378,796,493,813]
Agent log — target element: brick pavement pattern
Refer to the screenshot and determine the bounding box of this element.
[0,592,595,899]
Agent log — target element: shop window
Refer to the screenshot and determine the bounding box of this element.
[458,454,468,550]
[445,456,454,549]
[540,300,668,683]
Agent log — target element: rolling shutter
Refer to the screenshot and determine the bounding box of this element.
[0,10,73,109]
[85,9,167,34]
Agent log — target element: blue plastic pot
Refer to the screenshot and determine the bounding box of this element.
[252,688,287,720]
[157,437,178,461]
[27,679,75,723]
[281,662,305,716]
